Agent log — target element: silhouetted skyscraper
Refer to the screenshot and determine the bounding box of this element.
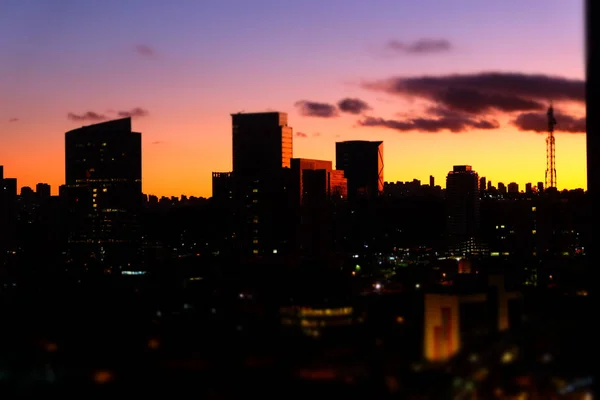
[232,112,293,174]
[290,158,348,259]
[446,165,480,255]
[65,117,142,272]
[507,182,519,193]
[225,112,295,259]
[291,158,333,204]
[430,175,435,187]
[498,182,506,194]
[479,177,486,192]
[212,172,233,202]
[36,183,51,202]
[0,166,6,271]
[0,172,17,274]
[335,140,383,200]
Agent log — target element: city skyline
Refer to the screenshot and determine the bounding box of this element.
[0,0,585,197]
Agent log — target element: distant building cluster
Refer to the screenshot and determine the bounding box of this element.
[0,112,588,278]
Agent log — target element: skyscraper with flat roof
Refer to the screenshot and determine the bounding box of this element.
[65,117,142,272]
[232,112,293,174]
[335,140,383,200]
[446,165,480,255]
[225,112,295,259]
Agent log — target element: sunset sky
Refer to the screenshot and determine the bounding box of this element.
[0,0,585,197]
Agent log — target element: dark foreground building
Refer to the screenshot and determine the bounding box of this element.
[64,118,142,273]
[335,141,383,201]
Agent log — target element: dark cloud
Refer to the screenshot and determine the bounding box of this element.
[67,111,107,122]
[363,72,585,114]
[117,107,149,118]
[358,114,500,133]
[338,98,371,114]
[8,118,19,122]
[295,100,338,118]
[295,132,308,138]
[386,38,452,54]
[513,111,586,133]
[134,44,156,57]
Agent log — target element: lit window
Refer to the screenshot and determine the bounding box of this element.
[253,250,259,254]
[103,188,107,192]
[253,240,259,244]
[252,189,258,193]
[532,230,537,234]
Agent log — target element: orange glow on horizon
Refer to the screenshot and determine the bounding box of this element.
[1,102,586,197]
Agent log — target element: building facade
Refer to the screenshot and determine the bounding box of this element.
[446,165,481,255]
[64,117,142,273]
[335,140,383,200]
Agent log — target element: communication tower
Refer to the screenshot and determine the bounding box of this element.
[545,104,557,190]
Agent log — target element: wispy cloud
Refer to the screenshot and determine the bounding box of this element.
[117,107,149,118]
[151,140,165,145]
[358,114,499,134]
[295,100,339,118]
[68,107,150,122]
[295,132,308,138]
[67,111,107,122]
[385,38,452,55]
[8,118,19,122]
[134,44,156,58]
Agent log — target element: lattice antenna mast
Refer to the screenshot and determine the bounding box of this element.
[545,103,557,189]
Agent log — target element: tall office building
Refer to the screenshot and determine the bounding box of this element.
[226,112,295,259]
[0,166,5,271]
[290,158,348,258]
[64,117,142,272]
[232,112,293,173]
[335,140,384,200]
[0,170,17,275]
[446,165,480,255]
[290,158,333,204]
[212,172,234,202]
